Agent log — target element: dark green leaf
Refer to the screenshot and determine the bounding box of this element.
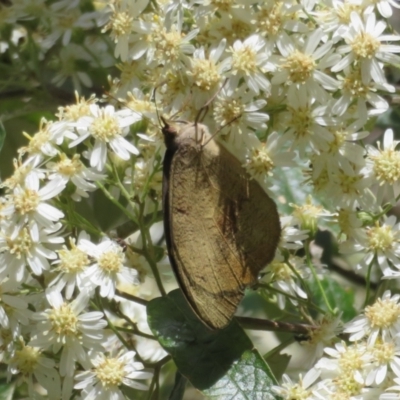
[147,289,281,400]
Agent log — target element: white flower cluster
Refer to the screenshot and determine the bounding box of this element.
[273,291,400,399]
[2,0,400,398]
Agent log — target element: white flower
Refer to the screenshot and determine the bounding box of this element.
[80,237,140,299]
[8,341,61,399]
[0,223,62,284]
[343,291,400,344]
[2,179,65,229]
[272,368,320,399]
[332,11,400,84]
[47,153,106,201]
[0,280,30,334]
[363,0,400,18]
[71,104,141,171]
[365,129,400,206]
[74,350,152,399]
[50,232,94,299]
[365,339,400,386]
[272,29,340,101]
[261,254,308,309]
[227,34,271,95]
[30,289,107,377]
[339,216,400,276]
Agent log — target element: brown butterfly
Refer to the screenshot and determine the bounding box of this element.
[162,119,281,329]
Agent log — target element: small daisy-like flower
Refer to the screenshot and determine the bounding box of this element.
[50,232,93,299]
[271,29,340,101]
[332,11,400,84]
[2,179,65,229]
[316,341,367,384]
[339,215,400,275]
[74,350,152,399]
[30,289,107,377]
[0,223,62,284]
[46,153,106,201]
[19,119,69,167]
[271,368,320,399]
[276,88,335,156]
[365,129,400,205]
[80,237,140,299]
[261,254,308,309]
[8,340,61,399]
[0,280,30,333]
[56,91,98,122]
[343,291,400,344]
[187,39,230,108]
[212,86,269,140]
[71,104,141,171]
[364,338,400,386]
[226,34,271,95]
[242,131,296,181]
[336,209,363,241]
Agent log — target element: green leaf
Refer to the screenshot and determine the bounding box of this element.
[0,122,5,154]
[147,289,281,400]
[311,278,356,322]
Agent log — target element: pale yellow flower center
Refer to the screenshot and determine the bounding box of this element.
[1,160,32,190]
[339,345,364,372]
[189,58,220,91]
[213,98,244,128]
[255,2,286,37]
[95,357,125,388]
[288,106,312,138]
[57,243,90,273]
[245,147,274,177]
[89,113,120,142]
[327,129,347,154]
[56,154,83,177]
[13,189,40,215]
[342,68,370,98]
[6,228,32,258]
[13,346,41,375]
[334,374,363,397]
[49,304,79,336]
[282,50,315,84]
[154,28,184,64]
[58,95,94,121]
[285,378,311,400]
[25,125,51,154]
[99,250,124,274]
[110,11,133,38]
[365,297,400,328]
[371,149,400,184]
[351,32,380,59]
[373,340,395,365]
[269,261,293,281]
[292,197,322,232]
[367,224,394,252]
[231,46,257,75]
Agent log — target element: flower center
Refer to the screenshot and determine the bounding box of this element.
[89,112,120,142]
[230,46,257,75]
[342,68,370,98]
[49,304,79,336]
[288,105,313,139]
[367,224,394,252]
[98,250,124,274]
[13,189,40,215]
[57,242,90,273]
[370,148,400,185]
[189,58,220,91]
[95,357,125,388]
[5,228,32,258]
[13,345,41,375]
[282,50,315,84]
[109,11,133,38]
[365,297,400,329]
[351,32,380,59]
[56,154,83,177]
[372,340,395,365]
[245,146,274,177]
[269,261,293,281]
